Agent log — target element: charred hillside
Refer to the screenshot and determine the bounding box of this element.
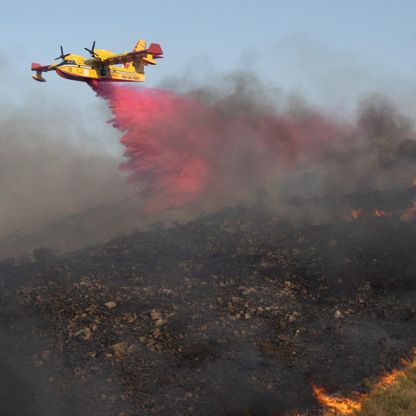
[1,194,416,415]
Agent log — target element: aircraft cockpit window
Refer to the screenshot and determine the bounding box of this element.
[64,60,77,65]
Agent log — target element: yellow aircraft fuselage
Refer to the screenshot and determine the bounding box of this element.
[31,40,162,86]
[55,53,145,84]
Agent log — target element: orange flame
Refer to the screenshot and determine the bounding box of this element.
[373,354,416,390]
[400,201,416,222]
[350,208,364,219]
[372,208,388,218]
[312,385,362,415]
[313,349,416,414]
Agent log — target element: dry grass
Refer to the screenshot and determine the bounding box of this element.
[310,357,416,416]
[355,363,416,416]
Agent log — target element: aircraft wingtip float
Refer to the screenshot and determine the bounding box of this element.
[31,39,163,87]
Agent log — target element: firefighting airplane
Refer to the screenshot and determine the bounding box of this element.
[31,39,163,87]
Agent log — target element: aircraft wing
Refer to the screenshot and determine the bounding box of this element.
[102,43,163,66]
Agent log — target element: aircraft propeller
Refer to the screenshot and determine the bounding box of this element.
[84,41,97,58]
[55,46,70,61]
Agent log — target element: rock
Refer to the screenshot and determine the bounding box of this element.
[150,309,162,320]
[124,313,136,323]
[241,287,256,295]
[152,328,162,339]
[105,301,117,310]
[288,311,300,323]
[155,318,165,327]
[334,310,342,319]
[111,341,129,355]
[82,327,93,341]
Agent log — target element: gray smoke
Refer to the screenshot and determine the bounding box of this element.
[161,71,416,202]
[1,69,416,259]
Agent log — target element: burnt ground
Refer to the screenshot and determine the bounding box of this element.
[1,190,416,415]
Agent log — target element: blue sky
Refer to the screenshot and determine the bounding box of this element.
[1,0,416,115]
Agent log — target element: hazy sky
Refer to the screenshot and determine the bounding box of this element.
[1,0,415,115]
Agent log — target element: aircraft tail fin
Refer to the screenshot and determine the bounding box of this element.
[147,43,163,56]
[133,39,146,52]
[141,43,163,65]
[125,39,163,72]
[125,39,147,71]
[31,62,47,82]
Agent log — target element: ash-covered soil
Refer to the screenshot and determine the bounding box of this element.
[1,193,416,416]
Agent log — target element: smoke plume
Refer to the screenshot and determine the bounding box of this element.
[95,76,416,214]
[2,71,416,258]
[94,79,348,213]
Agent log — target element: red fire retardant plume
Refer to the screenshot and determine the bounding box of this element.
[95,83,346,213]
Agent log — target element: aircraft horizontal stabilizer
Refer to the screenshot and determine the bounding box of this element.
[142,54,157,65]
[32,74,46,82]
